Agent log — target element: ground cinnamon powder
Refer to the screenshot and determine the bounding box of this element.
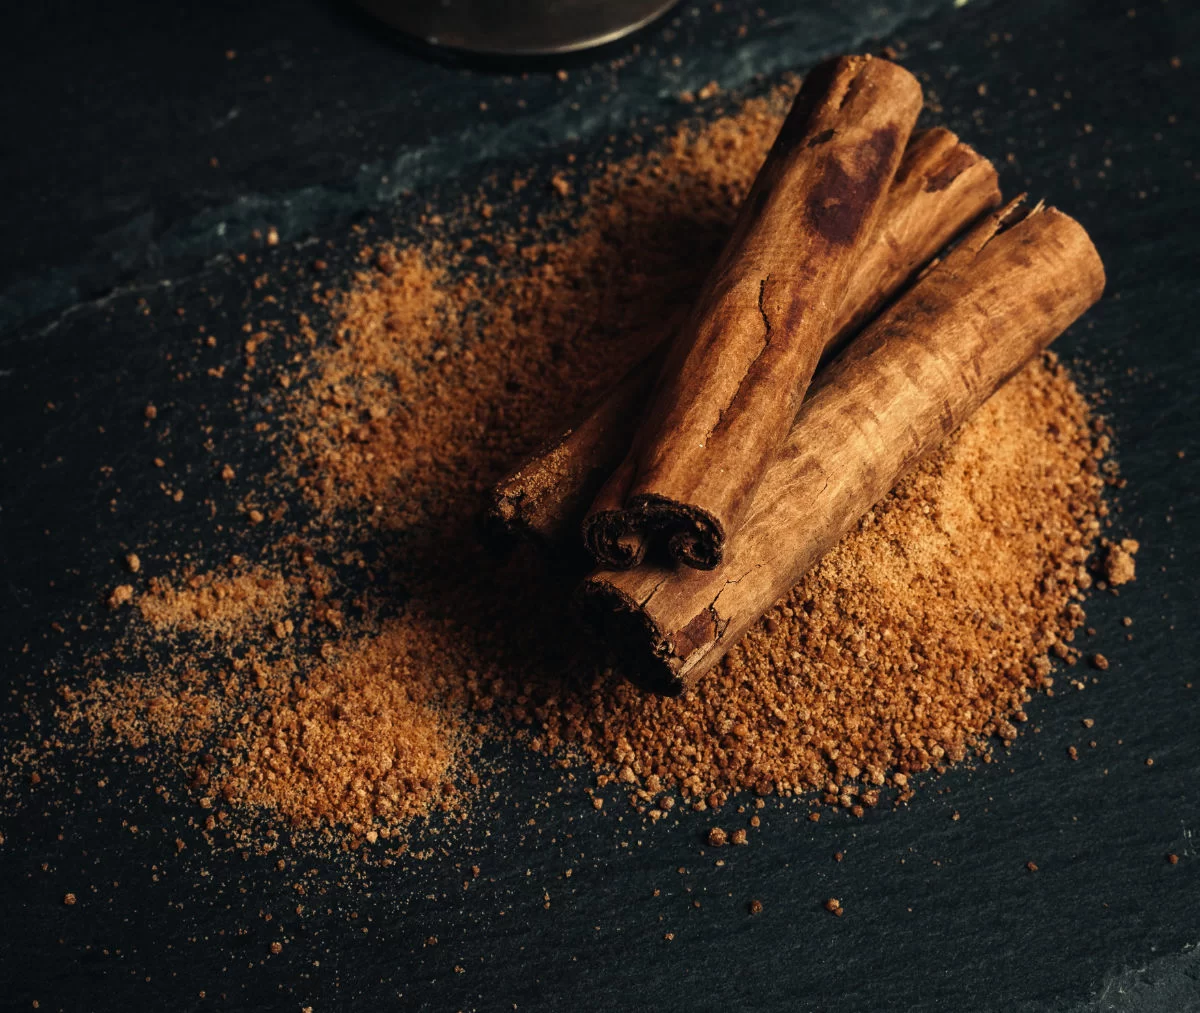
[48,86,1126,847]
[136,566,295,636]
[527,357,1107,808]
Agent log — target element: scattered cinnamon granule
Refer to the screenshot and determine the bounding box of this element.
[1026,861,1039,872]
[124,553,141,574]
[1103,539,1138,586]
[730,829,748,846]
[106,585,134,609]
[707,827,728,847]
[748,899,763,915]
[1167,853,1179,864]
[63,893,76,906]
[824,898,844,916]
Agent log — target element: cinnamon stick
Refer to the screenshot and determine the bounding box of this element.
[579,200,1106,695]
[582,55,923,571]
[489,126,1000,557]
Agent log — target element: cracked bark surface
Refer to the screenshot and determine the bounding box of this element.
[580,200,1105,694]
[581,54,923,571]
[490,125,1000,559]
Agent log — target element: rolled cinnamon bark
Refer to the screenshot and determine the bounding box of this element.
[583,55,924,571]
[489,126,1000,557]
[579,200,1106,695]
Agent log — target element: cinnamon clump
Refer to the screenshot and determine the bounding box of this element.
[1103,539,1139,586]
[137,566,295,636]
[45,84,1127,847]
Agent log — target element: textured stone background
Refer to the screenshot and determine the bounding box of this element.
[2,1,1198,1009]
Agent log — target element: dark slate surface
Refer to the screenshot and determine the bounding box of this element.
[2,1,1199,1010]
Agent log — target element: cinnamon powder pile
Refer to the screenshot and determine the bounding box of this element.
[525,357,1113,810]
[60,545,474,845]
[136,565,295,636]
[46,86,1129,846]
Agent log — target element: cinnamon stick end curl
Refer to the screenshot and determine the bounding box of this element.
[581,511,649,570]
[631,494,725,570]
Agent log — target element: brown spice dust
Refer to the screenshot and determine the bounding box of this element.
[42,85,1126,850]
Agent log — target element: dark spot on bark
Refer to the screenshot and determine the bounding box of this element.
[807,128,836,148]
[674,608,719,660]
[1034,290,1059,318]
[806,126,900,245]
[1007,245,1035,269]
